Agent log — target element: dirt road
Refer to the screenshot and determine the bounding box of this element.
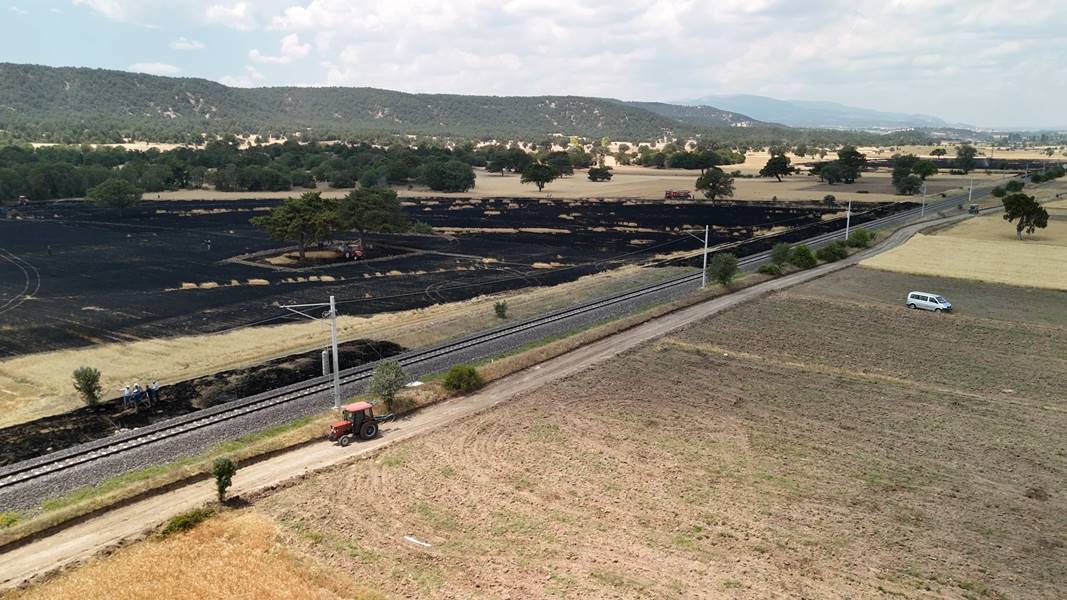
[0,213,961,591]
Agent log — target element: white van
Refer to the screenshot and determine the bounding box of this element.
[905,291,952,312]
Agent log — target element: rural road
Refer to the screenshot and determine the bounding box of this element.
[0,212,966,590]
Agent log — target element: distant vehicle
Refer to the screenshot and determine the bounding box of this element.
[664,190,692,200]
[335,239,364,260]
[906,291,952,312]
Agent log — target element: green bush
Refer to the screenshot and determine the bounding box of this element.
[494,300,508,319]
[816,241,849,262]
[757,263,782,276]
[442,365,483,393]
[212,457,237,503]
[788,245,817,269]
[708,253,738,286]
[769,242,791,265]
[159,507,214,537]
[0,511,19,528]
[72,366,102,406]
[368,360,406,411]
[846,228,873,248]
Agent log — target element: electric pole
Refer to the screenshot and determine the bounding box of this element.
[701,225,709,289]
[844,199,852,241]
[921,183,927,217]
[281,295,342,409]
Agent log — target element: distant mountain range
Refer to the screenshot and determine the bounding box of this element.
[683,94,963,130]
[0,63,771,142]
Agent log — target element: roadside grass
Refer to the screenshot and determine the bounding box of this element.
[158,507,215,537]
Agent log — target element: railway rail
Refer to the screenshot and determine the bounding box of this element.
[0,185,992,492]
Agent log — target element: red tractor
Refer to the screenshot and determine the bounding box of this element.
[335,239,364,260]
[328,401,394,446]
[664,190,692,200]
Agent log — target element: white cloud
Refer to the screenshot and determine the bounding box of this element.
[71,0,127,20]
[126,62,182,76]
[205,2,256,31]
[249,33,310,64]
[170,36,205,50]
[219,65,265,87]
[9,5,29,15]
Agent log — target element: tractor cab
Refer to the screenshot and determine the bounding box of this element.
[328,401,392,446]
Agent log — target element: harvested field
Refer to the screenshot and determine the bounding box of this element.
[861,209,1067,289]
[240,267,1067,599]
[6,512,373,600]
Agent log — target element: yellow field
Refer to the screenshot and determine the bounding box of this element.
[938,214,1067,246]
[7,512,374,600]
[155,165,1003,204]
[0,263,685,427]
[860,232,1067,290]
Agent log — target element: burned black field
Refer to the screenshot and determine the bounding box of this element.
[0,196,908,357]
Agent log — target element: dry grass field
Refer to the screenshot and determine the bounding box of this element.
[6,512,381,600]
[14,267,1066,598]
[155,166,1002,204]
[0,264,686,427]
[862,183,1067,291]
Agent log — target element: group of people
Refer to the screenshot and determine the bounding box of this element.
[121,381,161,408]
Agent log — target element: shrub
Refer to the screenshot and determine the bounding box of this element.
[368,361,406,411]
[0,511,19,528]
[816,241,849,262]
[410,221,434,234]
[757,263,782,276]
[442,365,483,393]
[788,245,817,269]
[72,366,102,406]
[769,242,791,265]
[846,228,873,248]
[212,457,237,503]
[159,507,214,537]
[708,253,739,286]
[823,194,836,205]
[494,300,508,319]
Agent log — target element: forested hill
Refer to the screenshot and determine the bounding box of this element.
[0,63,763,143]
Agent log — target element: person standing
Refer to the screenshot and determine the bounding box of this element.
[132,383,142,405]
[149,380,161,403]
[121,385,131,407]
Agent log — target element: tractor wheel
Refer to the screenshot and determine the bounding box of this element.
[359,421,379,440]
[338,435,351,447]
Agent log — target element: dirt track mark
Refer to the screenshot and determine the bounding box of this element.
[0,248,40,318]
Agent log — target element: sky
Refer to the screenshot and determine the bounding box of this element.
[3,0,1065,129]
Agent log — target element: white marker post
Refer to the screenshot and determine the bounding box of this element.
[921,183,927,217]
[701,225,709,289]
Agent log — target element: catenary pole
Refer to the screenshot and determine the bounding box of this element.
[844,199,852,241]
[328,295,341,409]
[701,225,709,289]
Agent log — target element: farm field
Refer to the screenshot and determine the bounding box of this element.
[862,182,1067,290]
[153,166,1003,204]
[21,266,1064,599]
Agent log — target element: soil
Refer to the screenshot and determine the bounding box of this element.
[0,197,908,358]
[252,266,1066,599]
[0,339,401,466]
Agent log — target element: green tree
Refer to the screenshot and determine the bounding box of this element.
[587,166,613,181]
[368,361,406,412]
[87,178,143,209]
[955,144,978,173]
[695,168,735,201]
[337,187,409,236]
[817,162,846,185]
[72,366,103,406]
[419,160,476,192]
[759,154,794,181]
[836,146,867,183]
[894,174,923,195]
[544,151,574,176]
[788,245,817,269]
[1001,193,1049,239]
[1005,180,1024,193]
[930,147,947,157]
[769,243,792,265]
[212,457,237,503]
[912,159,938,180]
[521,163,559,191]
[250,191,339,260]
[708,253,738,286]
[991,185,1006,198]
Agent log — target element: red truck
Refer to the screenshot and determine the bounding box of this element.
[664,190,692,200]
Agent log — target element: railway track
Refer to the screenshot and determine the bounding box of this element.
[0,187,991,492]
